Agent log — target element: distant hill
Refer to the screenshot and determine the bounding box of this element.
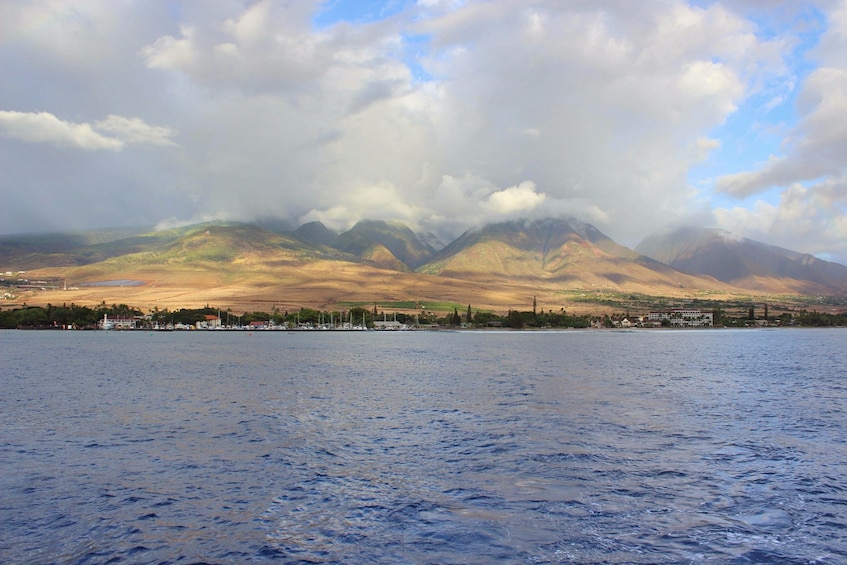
[293,221,338,247]
[419,218,729,294]
[0,226,176,269]
[0,223,353,272]
[332,220,436,270]
[636,226,847,295]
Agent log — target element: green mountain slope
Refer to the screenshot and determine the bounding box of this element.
[332,220,436,270]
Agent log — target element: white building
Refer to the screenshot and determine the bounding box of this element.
[648,309,713,327]
[197,314,222,329]
[373,320,407,330]
[99,315,137,330]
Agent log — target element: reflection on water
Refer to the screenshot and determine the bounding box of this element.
[1,329,846,563]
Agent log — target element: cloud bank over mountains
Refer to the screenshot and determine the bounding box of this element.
[1,0,845,264]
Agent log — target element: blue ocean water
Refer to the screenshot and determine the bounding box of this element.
[1,328,845,563]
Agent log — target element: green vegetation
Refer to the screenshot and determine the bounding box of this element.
[2,301,845,329]
[0,303,142,329]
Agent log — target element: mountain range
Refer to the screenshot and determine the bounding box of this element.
[1,218,845,313]
[636,226,847,296]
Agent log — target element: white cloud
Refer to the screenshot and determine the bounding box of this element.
[0,111,123,150]
[0,111,177,151]
[300,181,424,231]
[714,179,847,264]
[2,0,843,266]
[485,181,546,215]
[716,66,847,197]
[142,25,201,72]
[140,1,333,93]
[690,137,721,162]
[709,1,847,261]
[713,201,778,237]
[94,115,178,147]
[405,0,780,245]
[717,7,847,196]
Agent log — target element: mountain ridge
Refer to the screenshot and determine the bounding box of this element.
[636,226,847,296]
[417,218,730,296]
[2,219,846,313]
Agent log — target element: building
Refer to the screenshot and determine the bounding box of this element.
[99,315,137,330]
[373,320,406,330]
[648,308,713,328]
[197,314,222,329]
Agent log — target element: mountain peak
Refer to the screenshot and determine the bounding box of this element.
[294,221,338,246]
[636,225,847,295]
[333,219,436,269]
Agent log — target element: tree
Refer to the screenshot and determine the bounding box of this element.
[506,309,524,329]
[349,306,371,327]
[451,307,461,326]
[466,304,473,325]
[472,311,498,327]
[15,307,49,327]
[748,305,755,320]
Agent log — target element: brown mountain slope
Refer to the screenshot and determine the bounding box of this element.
[636,226,847,295]
[420,219,731,294]
[332,219,436,270]
[5,219,828,314]
[26,255,571,314]
[359,243,412,272]
[11,223,558,313]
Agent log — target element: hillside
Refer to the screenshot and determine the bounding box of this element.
[636,227,847,296]
[332,220,436,270]
[0,227,151,269]
[2,218,845,315]
[419,218,729,294]
[293,221,338,247]
[1,223,545,313]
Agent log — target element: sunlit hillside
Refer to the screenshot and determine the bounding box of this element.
[2,219,844,317]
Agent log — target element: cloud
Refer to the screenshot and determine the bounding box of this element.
[715,177,847,264]
[716,2,847,199]
[716,66,847,198]
[485,181,547,215]
[0,111,177,151]
[1,0,843,266]
[300,181,424,230]
[94,115,178,147]
[710,1,847,261]
[0,111,123,151]
[422,175,612,240]
[410,1,770,235]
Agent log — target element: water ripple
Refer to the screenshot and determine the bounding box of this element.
[1,329,846,563]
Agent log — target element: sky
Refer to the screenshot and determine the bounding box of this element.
[1,0,846,264]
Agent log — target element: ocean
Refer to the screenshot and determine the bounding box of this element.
[1,328,845,563]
